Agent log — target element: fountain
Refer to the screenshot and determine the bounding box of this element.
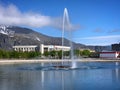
[62,8,76,68]
[54,8,77,69]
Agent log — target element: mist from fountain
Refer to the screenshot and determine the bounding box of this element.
[62,8,77,68]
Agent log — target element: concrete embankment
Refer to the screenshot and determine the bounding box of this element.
[0,58,120,65]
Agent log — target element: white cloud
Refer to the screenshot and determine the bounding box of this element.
[0,4,51,27]
[74,35,120,46]
[0,4,78,30]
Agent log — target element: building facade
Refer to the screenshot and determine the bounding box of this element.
[13,44,70,54]
[40,44,70,54]
[13,45,38,52]
[100,51,120,59]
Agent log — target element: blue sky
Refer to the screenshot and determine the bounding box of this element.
[0,0,120,46]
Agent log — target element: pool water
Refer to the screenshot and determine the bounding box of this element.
[0,62,120,90]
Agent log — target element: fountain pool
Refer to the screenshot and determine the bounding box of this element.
[0,62,120,90]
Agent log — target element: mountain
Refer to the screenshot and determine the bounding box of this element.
[0,25,88,50]
[0,25,111,51]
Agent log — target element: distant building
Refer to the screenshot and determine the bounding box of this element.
[13,45,38,52]
[112,43,120,51]
[13,44,70,54]
[99,51,120,59]
[40,44,70,54]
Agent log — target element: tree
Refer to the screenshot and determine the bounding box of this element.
[57,50,62,59]
[74,50,80,57]
[21,51,41,59]
[9,51,20,59]
[89,52,99,58]
[64,51,70,56]
[82,50,91,57]
[0,49,41,59]
[43,51,49,57]
[49,50,56,58]
[0,50,9,59]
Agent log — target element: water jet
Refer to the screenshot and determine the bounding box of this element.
[59,8,77,69]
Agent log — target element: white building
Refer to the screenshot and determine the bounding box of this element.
[100,51,120,59]
[13,44,70,54]
[40,44,70,54]
[13,45,38,52]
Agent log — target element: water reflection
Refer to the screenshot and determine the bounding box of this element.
[112,62,120,84]
[0,62,120,90]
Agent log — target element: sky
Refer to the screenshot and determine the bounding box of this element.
[0,0,120,46]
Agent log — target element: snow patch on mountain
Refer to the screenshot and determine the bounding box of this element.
[36,37,41,41]
[0,25,15,37]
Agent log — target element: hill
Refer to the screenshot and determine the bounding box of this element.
[0,25,87,50]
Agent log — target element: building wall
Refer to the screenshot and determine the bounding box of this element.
[100,53,116,58]
[13,45,38,52]
[40,44,44,54]
[100,52,120,59]
[40,44,70,54]
[13,44,71,54]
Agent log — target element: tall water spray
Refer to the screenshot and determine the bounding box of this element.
[62,8,69,61]
[62,8,76,68]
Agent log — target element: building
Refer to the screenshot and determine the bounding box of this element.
[40,44,70,54]
[13,44,70,54]
[112,43,120,51]
[13,45,38,52]
[100,51,120,59]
